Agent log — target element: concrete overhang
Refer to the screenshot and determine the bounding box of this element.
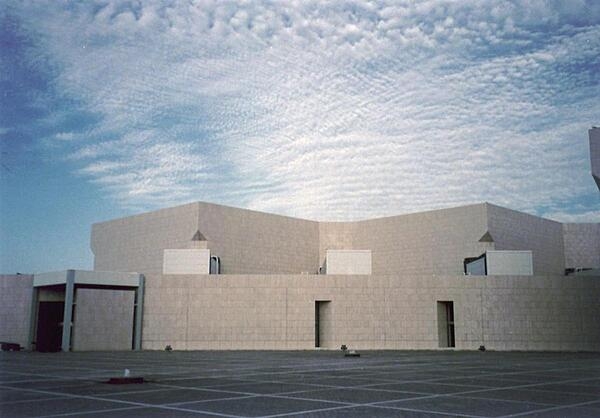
[33,269,142,288]
[31,269,145,352]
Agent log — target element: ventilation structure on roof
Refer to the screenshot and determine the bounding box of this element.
[191,230,207,241]
[478,231,494,243]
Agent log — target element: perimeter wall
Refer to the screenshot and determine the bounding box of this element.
[72,289,135,351]
[141,274,600,352]
[0,275,33,348]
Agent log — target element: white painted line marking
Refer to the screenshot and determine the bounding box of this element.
[0,384,243,418]
[31,405,144,417]
[498,399,600,418]
[371,403,488,418]
[0,396,69,406]
[166,395,259,407]
[260,404,358,418]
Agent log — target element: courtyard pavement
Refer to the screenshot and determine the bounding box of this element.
[1,350,599,417]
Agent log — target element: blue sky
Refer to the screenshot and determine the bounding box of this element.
[1,0,599,273]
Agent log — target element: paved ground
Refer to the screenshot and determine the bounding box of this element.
[1,350,600,417]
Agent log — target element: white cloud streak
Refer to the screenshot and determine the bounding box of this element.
[8,0,600,220]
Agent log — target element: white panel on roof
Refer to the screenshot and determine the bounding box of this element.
[486,250,533,275]
[325,250,371,275]
[163,249,210,275]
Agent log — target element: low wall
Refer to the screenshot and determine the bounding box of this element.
[0,275,34,349]
[72,288,135,351]
[141,274,600,351]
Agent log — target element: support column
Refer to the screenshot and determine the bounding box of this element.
[61,270,75,352]
[28,287,38,351]
[133,275,145,350]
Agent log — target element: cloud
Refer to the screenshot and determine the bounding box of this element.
[54,132,76,141]
[544,210,600,223]
[5,0,600,221]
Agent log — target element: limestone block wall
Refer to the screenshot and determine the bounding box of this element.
[72,288,135,351]
[142,276,289,349]
[92,201,320,276]
[92,201,597,278]
[481,277,600,350]
[0,275,33,348]
[319,204,491,276]
[195,202,319,274]
[141,273,600,351]
[563,223,600,269]
[92,202,200,275]
[487,204,565,275]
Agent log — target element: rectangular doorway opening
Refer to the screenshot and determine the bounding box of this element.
[437,301,455,348]
[315,300,331,348]
[36,301,65,352]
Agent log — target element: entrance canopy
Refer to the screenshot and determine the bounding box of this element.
[31,270,144,352]
[34,270,142,288]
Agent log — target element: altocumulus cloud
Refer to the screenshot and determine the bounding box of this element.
[5,0,600,220]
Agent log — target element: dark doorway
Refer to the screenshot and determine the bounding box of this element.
[315,302,320,347]
[315,301,331,348]
[36,302,64,352]
[437,301,455,348]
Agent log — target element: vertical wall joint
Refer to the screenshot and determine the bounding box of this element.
[133,275,145,350]
[28,287,39,351]
[61,270,75,352]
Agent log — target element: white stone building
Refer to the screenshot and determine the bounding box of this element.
[1,129,599,352]
[2,200,599,353]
